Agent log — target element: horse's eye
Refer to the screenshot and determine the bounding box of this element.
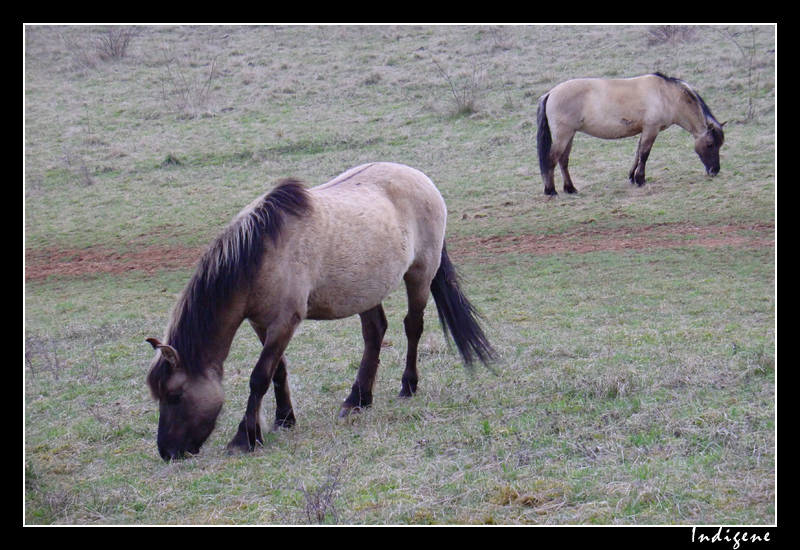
[165,393,182,406]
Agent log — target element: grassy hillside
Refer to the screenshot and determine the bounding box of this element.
[24,25,775,525]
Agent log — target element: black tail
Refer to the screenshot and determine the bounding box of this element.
[536,93,552,176]
[430,243,494,367]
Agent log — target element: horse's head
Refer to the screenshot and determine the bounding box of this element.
[146,338,224,461]
[695,121,725,176]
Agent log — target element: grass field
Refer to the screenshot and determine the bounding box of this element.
[24,24,775,525]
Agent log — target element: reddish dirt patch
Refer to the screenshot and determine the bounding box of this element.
[449,222,775,262]
[24,222,774,282]
[25,246,205,281]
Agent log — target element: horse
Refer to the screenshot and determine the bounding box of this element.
[145,162,494,461]
[536,73,725,195]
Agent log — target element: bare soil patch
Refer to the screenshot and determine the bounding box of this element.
[450,222,775,262]
[24,222,774,282]
[25,246,203,281]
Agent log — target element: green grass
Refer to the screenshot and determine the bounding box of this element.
[25,24,774,525]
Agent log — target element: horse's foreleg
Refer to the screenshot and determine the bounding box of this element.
[249,323,296,430]
[271,355,296,429]
[227,323,296,453]
[630,133,657,186]
[340,304,388,417]
[227,358,271,453]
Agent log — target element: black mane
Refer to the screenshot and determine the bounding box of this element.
[148,179,311,392]
[652,72,722,133]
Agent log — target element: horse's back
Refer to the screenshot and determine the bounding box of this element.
[315,162,445,216]
[312,162,445,242]
[280,163,447,320]
[546,75,669,139]
[314,162,446,264]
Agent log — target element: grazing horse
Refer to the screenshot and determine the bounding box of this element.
[146,162,494,460]
[536,73,725,195]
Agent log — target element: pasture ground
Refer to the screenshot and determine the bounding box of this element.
[24,25,775,525]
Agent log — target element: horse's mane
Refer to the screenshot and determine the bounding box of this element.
[148,179,311,392]
[652,72,723,139]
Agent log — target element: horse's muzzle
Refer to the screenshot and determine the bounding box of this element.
[159,444,199,461]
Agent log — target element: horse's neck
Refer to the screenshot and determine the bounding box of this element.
[199,319,241,370]
[169,291,247,374]
[680,116,709,138]
[673,89,709,138]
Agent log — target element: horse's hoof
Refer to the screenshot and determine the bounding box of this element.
[274,412,296,430]
[226,431,260,454]
[398,380,417,398]
[338,406,365,421]
[225,442,254,455]
[337,407,364,424]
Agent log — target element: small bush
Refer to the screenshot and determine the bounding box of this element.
[94,26,141,61]
[646,25,697,46]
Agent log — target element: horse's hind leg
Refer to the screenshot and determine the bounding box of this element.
[340,304,388,417]
[543,133,577,195]
[558,136,578,194]
[542,160,558,196]
[399,276,430,398]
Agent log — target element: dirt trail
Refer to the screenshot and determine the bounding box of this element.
[449,222,774,261]
[24,222,774,281]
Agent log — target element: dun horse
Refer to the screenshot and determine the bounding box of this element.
[146,162,494,460]
[537,73,725,195]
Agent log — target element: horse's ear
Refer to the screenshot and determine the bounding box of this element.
[146,337,162,350]
[146,337,180,368]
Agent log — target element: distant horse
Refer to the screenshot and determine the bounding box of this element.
[146,162,494,460]
[536,73,725,195]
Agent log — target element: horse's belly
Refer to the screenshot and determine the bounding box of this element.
[305,262,407,320]
[580,115,643,139]
[304,233,412,320]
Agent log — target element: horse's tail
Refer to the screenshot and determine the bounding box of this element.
[536,92,552,176]
[430,242,494,368]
